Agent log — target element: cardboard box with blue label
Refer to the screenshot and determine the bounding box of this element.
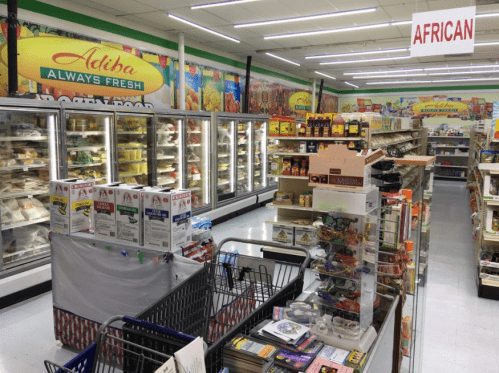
[143,189,192,251]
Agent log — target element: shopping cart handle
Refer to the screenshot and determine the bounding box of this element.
[216,238,311,275]
[122,316,197,343]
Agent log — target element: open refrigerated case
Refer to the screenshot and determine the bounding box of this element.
[154,114,183,189]
[61,108,114,185]
[185,114,211,213]
[116,111,154,186]
[0,102,60,274]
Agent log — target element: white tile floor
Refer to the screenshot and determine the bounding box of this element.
[1,181,498,372]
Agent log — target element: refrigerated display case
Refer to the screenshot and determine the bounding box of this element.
[154,114,183,189]
[116,112,154,186]
[62,110,113,185]
[237,119,252,194]
[185,115,211,212]
[216,116,236,202]
[0,104,59,272]
[253,119,267,191]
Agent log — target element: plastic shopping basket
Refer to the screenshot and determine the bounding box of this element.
[44,315,197,373]
[123,237,311,373]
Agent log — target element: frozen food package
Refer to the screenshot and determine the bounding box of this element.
[18,198,50,221]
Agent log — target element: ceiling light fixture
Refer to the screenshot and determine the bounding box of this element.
[320,55,411,65]
[424,64,499,71]
[192,0,259,9]
[306,47,408,60]
[429,70,499,76]
[366,80,431,85]
[264,22,390,40]
[314,71,336,80]
[353,73,428,79]
[432,77,499,83]
[168,14,240,42]
[344,68,424,75]
[345,82,359,88]
[235,7,377,28]
[390,20,412,26]
[476,12,499,18]
[475,41,499,46]
[265,53,300,66]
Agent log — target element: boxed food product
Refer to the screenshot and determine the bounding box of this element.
[269,117,280,136]
[279,116,296,137]
[272,224,294,244]
[273,191,294,205]
[294,226,318,247]
[143,189,192,251]
[93,183,123,240]
[50,179,94,234]
[115,185,148,245]
[483,174,499,201]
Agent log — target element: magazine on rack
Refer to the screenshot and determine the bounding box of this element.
[273,340,324,372]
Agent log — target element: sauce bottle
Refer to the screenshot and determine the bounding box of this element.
[332,115,345,137]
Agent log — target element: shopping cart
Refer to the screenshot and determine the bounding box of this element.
[44,315,198,373]
[123,238,311,373]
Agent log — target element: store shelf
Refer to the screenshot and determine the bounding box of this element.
[435,164,468,168]
[1,189,49,200]
[66,131,105,136]
[478,163,499,172]
[480,260,499,269]
[0,164,48,171]
[265,215,315,228]
[2,216,50,231]
[219,154,230,157]
[158,156,176,160]
[119,159,146,163]
[269,136,363,141]
[237,151,247,155]
[2,243,50,260]
[68,162,104,168]
[434,175,466,179]
[157,145,176,149]
[158,180,177,185]
[0,136,48,141]
[269,152,310,157]
[67,146,104,151]
[383,137,421,147]
[157,130,178,134]
[266,202,328,213]
[188,144,201,147]
[117,131,146,135]
[430,145,469,148]
[490,139,499,143]
[428,136,470,139]
[435,154,469,157]
[158,168,176,173]
[218,181,230,185]
[188,130,202,134]
[267,175,308,180]
[372,129,421,134]
[119,172,146,177]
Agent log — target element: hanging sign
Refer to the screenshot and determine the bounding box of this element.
[410,6,475,57]
[411,101,469,115]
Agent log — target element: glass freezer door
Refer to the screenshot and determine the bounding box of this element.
[64,111,113,185]
[217,118,236,202]
[0,108,58,270]
[253,119,267,191]
[116,114,153,185]
[186,117,210,210]
[236,120,252,195]
[156,116,182,189]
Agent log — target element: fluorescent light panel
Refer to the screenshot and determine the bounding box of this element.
[429,70,499,76]
[306,48,408,60]
[476,12,499,18]
[314,71,336,80]
[320,55,411,65]
[366,80,431,85]
[475,41,499,46]
[432,77,499,83]
[353,73,428,79]
[265,22,389,40]
[192,0,258,9]
[345,68,424,75]
[265,53,300,66]
[235,7,376,28]
[346,65,499,76]
[168,14,240,42]
[345,82,359,88]
[425,64,499,71]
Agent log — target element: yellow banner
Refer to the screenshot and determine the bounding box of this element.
[411,101,469,114]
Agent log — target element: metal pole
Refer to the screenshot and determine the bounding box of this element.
[311,78,317,114]
[7,0,17,96]
[243,56,251,113]
[178,32,185,111]
[316,79,324,113]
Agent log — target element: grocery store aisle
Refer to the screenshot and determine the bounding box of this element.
[422,181,499,373]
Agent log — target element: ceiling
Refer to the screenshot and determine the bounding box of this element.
[67,0,499,90]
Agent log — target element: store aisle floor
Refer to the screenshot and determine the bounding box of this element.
[422,181,499,373]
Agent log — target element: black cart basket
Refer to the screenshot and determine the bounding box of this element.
[123,238,311,373]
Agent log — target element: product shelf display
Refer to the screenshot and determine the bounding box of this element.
[216,116,236,202]
[467,122,499,299]
[0,105,59,272]
[155,115,182,189]
[116,113,153,186]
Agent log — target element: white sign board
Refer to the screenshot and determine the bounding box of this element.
[411,6,475,57]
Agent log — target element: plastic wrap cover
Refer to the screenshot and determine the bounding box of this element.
[51,233,203,325]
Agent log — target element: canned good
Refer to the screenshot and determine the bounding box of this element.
[305,194,312,208]
[299,194,305,207]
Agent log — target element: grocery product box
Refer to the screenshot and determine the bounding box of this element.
[294,226,318,247]
[50,179,94,234]
[312,185,378,214]
[272,224,294,244]
[483,174,499,201]
[143,189,192,251]
[93,183,122,240]
[115,185,148,245]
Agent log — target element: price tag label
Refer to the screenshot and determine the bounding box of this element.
[192,174,201,181]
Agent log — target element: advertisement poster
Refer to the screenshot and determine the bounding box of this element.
[249,78,273,115]
[288,90,312,117]
[224,73,241,113]
[340,94,496,119]
[202,67,223,112]
[175,62,202,111]
[317,93,339,114]
[0,19,173,108]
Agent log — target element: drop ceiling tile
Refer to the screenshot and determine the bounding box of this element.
[330,0,381,11]
[70,0,122,16]
[213,25,262,39]
[136,0,197,10]
[168,8,233,26]
[276,0,339,14]
[427,0,475,11]
[89,0,156,15]
[382,3,428,20]
[476,17,499,31]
